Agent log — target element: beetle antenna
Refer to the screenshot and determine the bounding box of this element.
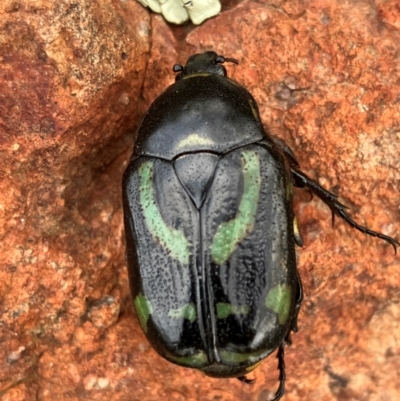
[215,55,239,65]
[224,57,239,65]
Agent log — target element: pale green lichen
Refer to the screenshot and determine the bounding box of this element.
[136,0,221,25]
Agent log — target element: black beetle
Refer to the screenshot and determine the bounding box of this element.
[122,51,398,400]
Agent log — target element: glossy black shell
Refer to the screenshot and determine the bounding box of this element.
[134,73,263,160]
[123,52,300,378]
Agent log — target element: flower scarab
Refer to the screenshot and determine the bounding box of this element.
[122,51,398,400]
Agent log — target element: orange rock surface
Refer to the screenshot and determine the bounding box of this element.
[1,0,399,400]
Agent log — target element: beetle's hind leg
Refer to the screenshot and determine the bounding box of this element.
[237,375,256,384]
[238,343,287,400]
[291,169,399,253]
[270,343,286,401]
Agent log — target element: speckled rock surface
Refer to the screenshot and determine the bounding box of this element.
[1,0,399,401]
[0,0,150,399]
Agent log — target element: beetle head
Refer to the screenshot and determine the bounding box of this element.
[173,51,238,81]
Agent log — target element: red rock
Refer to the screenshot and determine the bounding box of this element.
[377,0,400,30]
[1,0,399,400]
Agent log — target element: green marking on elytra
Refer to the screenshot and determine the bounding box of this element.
[216,302,249,319]
[211,150,261,265]
[134,293,153,333]
[139,160,190,265]
[265,284,292,325]
[168,303,197,322]
[219,349,265,364]
[168,351,208,367]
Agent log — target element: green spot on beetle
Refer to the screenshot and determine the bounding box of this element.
[134,293,153,333]
[176,133,215,149]
[139,160,190,264]
[168,303,197,322]
[219,349,265,364]
[265,284,292,325]
[211,150,261,264]
[216,302,249,319]
[167,351,208,367]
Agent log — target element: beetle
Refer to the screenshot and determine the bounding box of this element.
[122,51,398,400]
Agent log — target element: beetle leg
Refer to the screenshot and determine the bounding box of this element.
[271,343,286,401]
[267,137,314,199]
[269,136,300,168]
[237,375,256,384]
[291,169,399,253]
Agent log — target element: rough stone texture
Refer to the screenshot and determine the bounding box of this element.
[1,1,399,401]
[0,0,150,399]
